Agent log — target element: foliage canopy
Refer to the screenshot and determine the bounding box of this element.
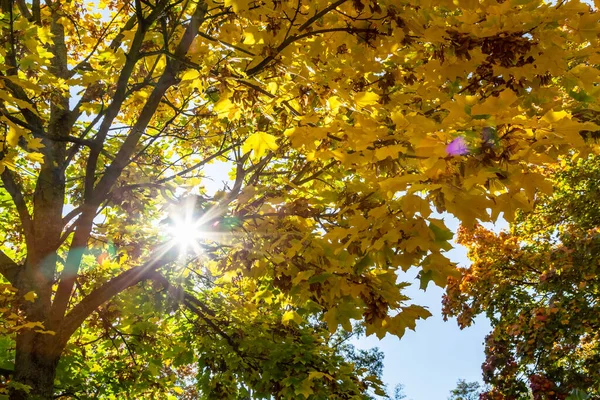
[0,0,598,398]
[444,156,600,399]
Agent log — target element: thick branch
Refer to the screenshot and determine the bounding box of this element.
[83,0,169,203]
[32,0,40,24]
[109,14,137,50]
[49,0,171,327]
[0,169,33,246]
[149,272,241,353]
[15,0,32,20]
[297,0,348,31]
[0,106,44,137]
[93,1,209,201]
[0,249,19,285]
[51,0,208,327]
[56,245,178,351]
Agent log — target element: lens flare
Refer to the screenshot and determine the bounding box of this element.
[165,196,214,256]
[168,216,207,254]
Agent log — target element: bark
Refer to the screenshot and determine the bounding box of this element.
[11,332,60,400]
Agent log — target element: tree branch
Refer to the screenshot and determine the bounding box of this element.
[149,272,243,355]
[0,169,33,247]
[49,0,170,326]
[56,244,178,350]
[246,27,378,77]
[83,0,169,203]
[51,0,208,327]
[297,0,348,32]
[93,0,209,201]
[197,31,255,56]
[0,106,44,137]
[151,143,237,185]
[0,249,19,285]
[14,0,32,21]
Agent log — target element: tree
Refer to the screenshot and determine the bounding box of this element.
[449,379,482,400]
[443,156,600,399]
[392,383,407,400]
[0,0,598,398]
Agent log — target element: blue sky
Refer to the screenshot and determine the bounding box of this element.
[352,215,507,399]
[353,216,494,399]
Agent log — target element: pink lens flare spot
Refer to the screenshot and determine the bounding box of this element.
[446,137,469,156]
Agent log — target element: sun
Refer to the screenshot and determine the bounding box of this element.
[165,199,213,255]
[168,216,207,253]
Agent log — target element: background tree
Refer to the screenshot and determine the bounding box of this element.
[0,0,598,398]
[443,156,600,399]
[392,383,407,400]
[448,379,482,400]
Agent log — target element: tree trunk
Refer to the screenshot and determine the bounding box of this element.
[11,331,60,400]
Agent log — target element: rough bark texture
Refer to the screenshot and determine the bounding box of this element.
[12,333,60,400]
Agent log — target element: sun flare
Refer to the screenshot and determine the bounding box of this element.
[166,213,211,254]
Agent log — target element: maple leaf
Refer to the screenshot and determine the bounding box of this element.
[281,310,302,325]
[242,132,278,159]
[180,69,200,81]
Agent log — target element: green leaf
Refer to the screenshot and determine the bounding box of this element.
[294,379,314,398]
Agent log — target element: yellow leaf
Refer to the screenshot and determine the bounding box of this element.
[173,387,184,395]
[292,270,314,285]
[27,137,45,151]
[355,91,379,108]
[421,252,458,287]
[242,132,278,159]
[243,31,256,45]
[34,329,56,335]
[308,371,334,381]
[323,308,338,333]
[213,96,233,114]
[37,46,55,59]
[26,152,45,164]
[391,111,409,129]
[328,96,343,112]
[388,305,432,338]
[181,69,200,81]
[17,321,44,330]
[23,291,37,302]
[471,90,517,116]
[402,194,431,218]
[224,0,250,13]
[37,27,54,45]
[542,109,569,124]
[375,144,407,160]
[282,310,302,325]
[7,125,22,147]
